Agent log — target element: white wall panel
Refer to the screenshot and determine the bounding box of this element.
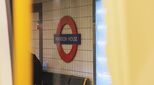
[0,0,12,85]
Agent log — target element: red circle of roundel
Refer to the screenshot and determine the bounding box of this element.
[56,16,78,62]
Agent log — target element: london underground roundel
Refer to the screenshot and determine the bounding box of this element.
[54,16,81,62]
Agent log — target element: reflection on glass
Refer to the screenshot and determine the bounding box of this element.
[96,0,112,85]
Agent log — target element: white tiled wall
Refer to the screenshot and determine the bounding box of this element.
[32,13,40,58]
[33,0,94,84]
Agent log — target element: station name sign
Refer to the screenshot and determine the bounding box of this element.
[54,34,81,44]
[54,16,81,62]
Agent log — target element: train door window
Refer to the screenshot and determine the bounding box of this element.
[32,0,94,85]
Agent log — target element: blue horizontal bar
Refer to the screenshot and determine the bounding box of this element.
[54,34,81,44]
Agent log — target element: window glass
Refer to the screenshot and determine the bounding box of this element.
[96,0,112,85]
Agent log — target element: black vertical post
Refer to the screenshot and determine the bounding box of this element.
[93,0,96,85]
